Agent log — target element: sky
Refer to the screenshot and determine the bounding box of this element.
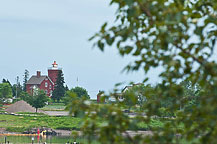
[0,0,162,99]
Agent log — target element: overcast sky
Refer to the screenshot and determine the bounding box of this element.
[0,0,162,98]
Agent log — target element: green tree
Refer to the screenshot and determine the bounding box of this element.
[71,87,90,99]
[23,69,29,92]
[52,70,65,102]
[20,91,31,102]
[0,83,13,103]
[28,90,49,112]
[64,87,90,117]
[2,79,15,97]
[64,87,90,105]
[69,0,217,143]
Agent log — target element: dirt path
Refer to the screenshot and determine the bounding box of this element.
[1,128,153,137]
[54,130,153,137]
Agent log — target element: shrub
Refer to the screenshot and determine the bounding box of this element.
[157,107,174,117]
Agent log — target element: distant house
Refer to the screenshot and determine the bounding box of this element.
[26,61,62,97]
[97,91,105,103]
[122,83,144,93]
[108,83,144,102]
[122,86,133,93]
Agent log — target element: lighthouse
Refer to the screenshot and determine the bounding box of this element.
[26,61,63,97]
[48,61,62,85]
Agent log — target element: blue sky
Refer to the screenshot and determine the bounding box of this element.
[0,0,161,98]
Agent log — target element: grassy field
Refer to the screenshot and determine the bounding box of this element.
[0,102,173,133]
[0,114,169,133]
[40,103,66,111]
[0,115,81,132]
[0,136,100,144]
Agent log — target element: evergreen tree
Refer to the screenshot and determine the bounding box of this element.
[2,79,7,83]
[23,69,29,91]
[65,85,69,91]
[52,70,65,102]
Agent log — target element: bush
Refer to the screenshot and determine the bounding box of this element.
[55,126,78,130]
[157,107,174,117]
[137,119,165,130]
[12,98,21,103]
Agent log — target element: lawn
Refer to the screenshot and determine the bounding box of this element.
[0,136,100,144]
[0,114,170,133]
[0,115,81,132]
[40,103,66,111]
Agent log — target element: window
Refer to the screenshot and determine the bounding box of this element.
[50,90,53,96]
[45,90,48,94]
[45,82,48,87]
[49,85,52,89]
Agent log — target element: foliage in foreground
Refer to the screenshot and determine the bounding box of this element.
[69,0,217,143]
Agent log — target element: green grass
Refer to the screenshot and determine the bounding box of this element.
[40,103,66,111]
[0,114,170,133]
[0,114,82,132]
[0,136,100,144]
[137,119,165,130]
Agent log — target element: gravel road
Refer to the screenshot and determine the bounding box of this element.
[45,111,69,116]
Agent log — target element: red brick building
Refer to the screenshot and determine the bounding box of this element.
[26,61,62,97]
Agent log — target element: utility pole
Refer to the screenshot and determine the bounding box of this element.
[15,76,19,98]
[76,77,79,87]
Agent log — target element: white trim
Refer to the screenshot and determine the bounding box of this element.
[48,67,62,70]
[46,76,54,85]
[45,82,48,87]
